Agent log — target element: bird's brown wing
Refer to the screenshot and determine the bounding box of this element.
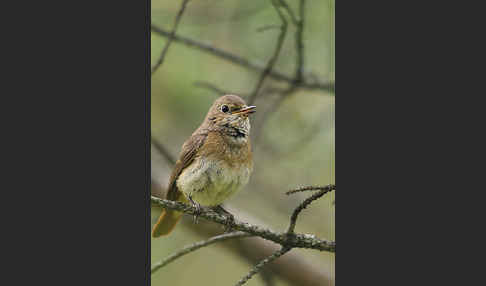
[166,132,207,202]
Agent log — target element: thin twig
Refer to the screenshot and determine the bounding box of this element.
[229,239,278,286]
[278,0,299,25]
[151,139,176,165]
[247,0,288,105]
[151,196,335,252]
[286,185,336,234]
[234,247,291,286]
[151,0,190,75]
[150,25,334,92]
[151,232,251,274]
[286,184,335,195]
[256,25,281,33]
[251,0,306,142]
[295,0,306,82]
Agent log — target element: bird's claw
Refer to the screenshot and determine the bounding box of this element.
[213,205,235,233]
[188,195,202,224]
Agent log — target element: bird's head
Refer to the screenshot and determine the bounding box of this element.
[204,94,256,143]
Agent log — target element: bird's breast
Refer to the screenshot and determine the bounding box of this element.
[176,155,252,206]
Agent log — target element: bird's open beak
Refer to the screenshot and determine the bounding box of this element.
[232,105,256,116]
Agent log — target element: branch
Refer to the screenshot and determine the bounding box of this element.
[278,0,299,25]
[151,2,334,283]
[151,231,251,274]
[150,196,335,252]
[250,0,307,140]
[256,25,281,33]
[150,25,334,93]
[247,0,288,105]
[227,231,332,286]
[286,184,336,234]
[230,239,277,286]
[233,183,335,286]
[295,0,306,82]
[151,0,190,75]
[286,184,335,195]
[151,146,334,285]
[152,176,332,286]
[234,247,291,286]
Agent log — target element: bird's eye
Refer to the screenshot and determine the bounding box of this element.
[221,105,229,113]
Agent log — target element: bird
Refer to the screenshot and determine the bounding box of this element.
[152,94,256,237]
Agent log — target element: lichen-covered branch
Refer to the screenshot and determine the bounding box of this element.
[151,144,335,285]
[151,196,335,252]
[151,161,333,286]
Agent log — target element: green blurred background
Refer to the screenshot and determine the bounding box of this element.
[151,0,334,285]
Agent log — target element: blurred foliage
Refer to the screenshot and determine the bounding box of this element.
[151,0,334,285]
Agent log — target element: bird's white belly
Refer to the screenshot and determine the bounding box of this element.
[176,157,251,206]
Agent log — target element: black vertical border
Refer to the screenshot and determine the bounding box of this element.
[4,0,152,284]
[337,1,486,285]
[145,0,151,284]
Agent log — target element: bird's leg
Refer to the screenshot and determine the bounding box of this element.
[188,194,202,224]
[212,205,235,232]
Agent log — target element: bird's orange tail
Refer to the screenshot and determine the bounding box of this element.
[152,208,183,237]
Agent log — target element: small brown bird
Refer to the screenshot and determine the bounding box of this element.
[152,94,256,237]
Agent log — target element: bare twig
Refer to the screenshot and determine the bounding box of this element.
[286,184,335,195]
[151,0,190,75]
[251,0,307,142]
[247,0,288,105]
[151,196,335,252]
[278,0,299,25]
[256,25,281,33]
[234,247,291,286]
[150,25,334,93]
[151,231,251,274]
[295,0,306,82]
[286,185,336,234]
[228,238,278,286]
[151,140,176,165]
